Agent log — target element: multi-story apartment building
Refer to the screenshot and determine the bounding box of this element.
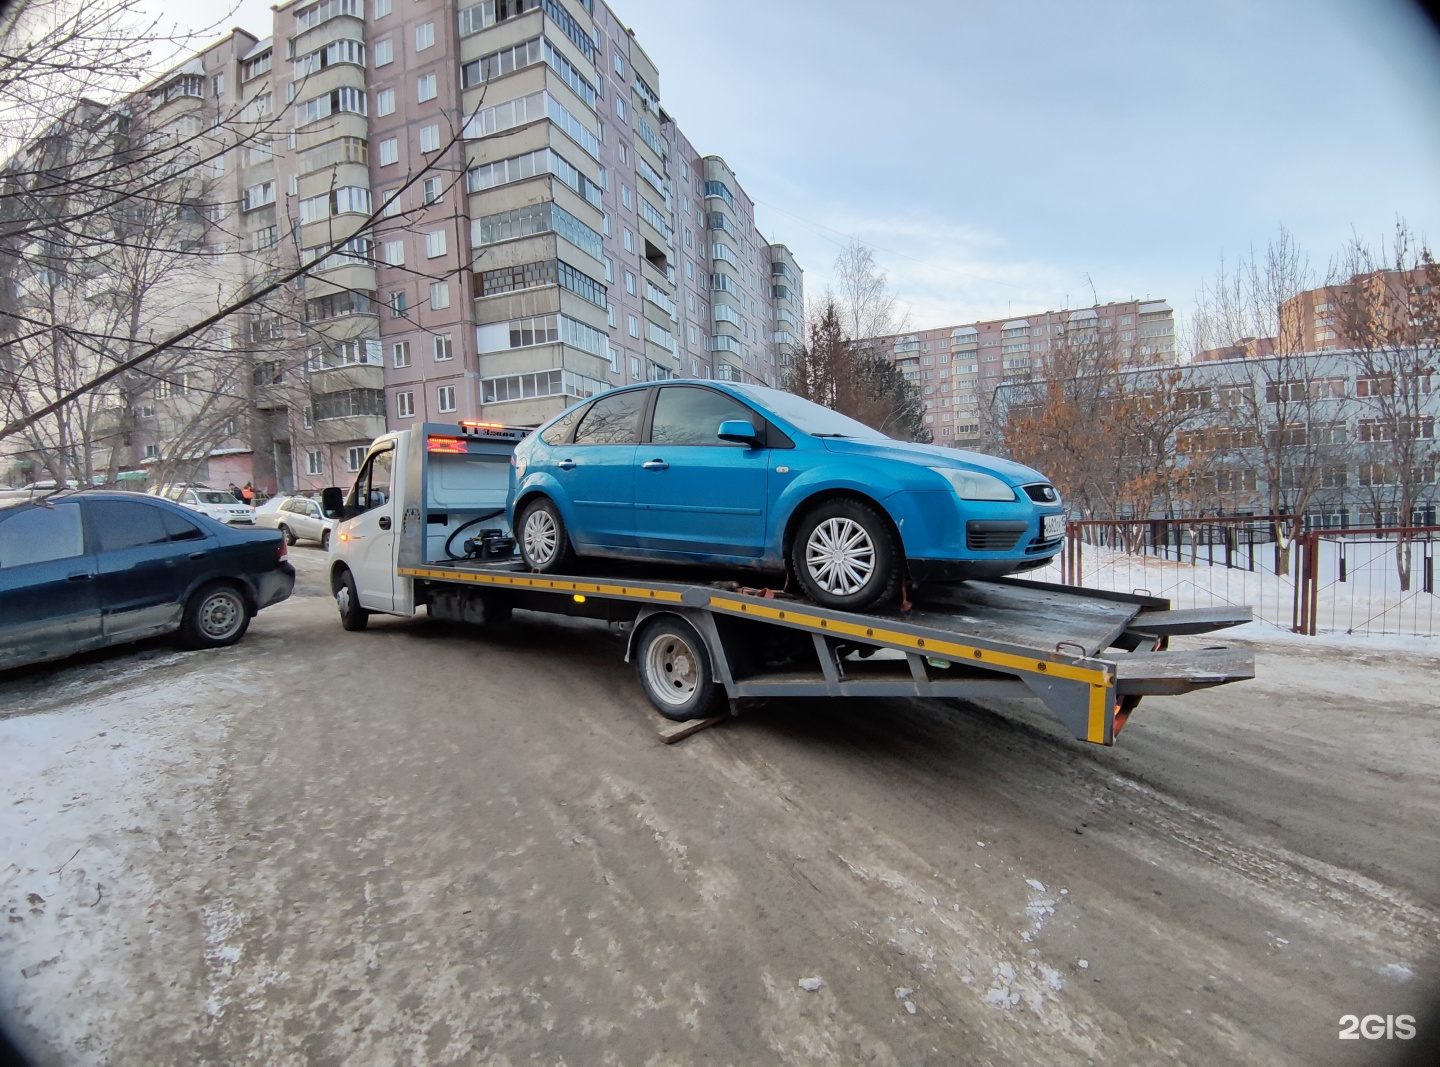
[1279,267,1433,355]
[4,0,801,492]
[864,300,1175,449]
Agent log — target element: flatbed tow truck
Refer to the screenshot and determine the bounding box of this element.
[325,422,1254,746]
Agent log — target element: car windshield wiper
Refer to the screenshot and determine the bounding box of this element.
[810,432,851,438]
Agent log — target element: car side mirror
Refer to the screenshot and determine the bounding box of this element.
[320,486,345,519]
[717,419,760,446]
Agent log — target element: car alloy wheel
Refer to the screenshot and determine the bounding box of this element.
[804,517,875,596]
[522,508,559,566]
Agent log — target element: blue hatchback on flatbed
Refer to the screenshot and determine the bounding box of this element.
[508,382,1064,611]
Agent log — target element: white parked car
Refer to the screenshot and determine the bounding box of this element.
[152,485,255,525]
[254,494,334,548]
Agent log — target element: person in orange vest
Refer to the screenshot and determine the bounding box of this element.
[241,482,255,505]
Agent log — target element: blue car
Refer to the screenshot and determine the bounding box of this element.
[508,382,1064,610]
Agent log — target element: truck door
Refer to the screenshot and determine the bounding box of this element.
[343,444,397,610]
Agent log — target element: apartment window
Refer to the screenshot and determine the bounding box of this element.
[376,88,395,116]
[346,446,366,473]
[603,255,613,282]
[602,211,611,236]
[627,314,639,338]
[422,176,442,204]
[306,449,324,475]
[425,230,447,258]
[623,228,633,252]
[372,0,390,14]
[143,444,158,459]
[417,74,437,102]
[378,137,399,165]
[608,346,620,372]
[685,261,694,280]
[613,52,624,77]
[621,184,632,209]
[434,334,453,361]
[419,124,440,152]
[389,290,408,317]
[430,281,450,309]
[614,96,626,121]
[437,385,456,413]
[382,189,401,217]
[392,340,411,367]
[396,391,415,418]
[630,356,641,378]
[213,74,225,97]
[374,38,393,66]
[415,22,434,50]
[607,302,617,328]
[383,239,405,265]
[624,270,636,296]
[619,143,627,165]
[684,227,692,248]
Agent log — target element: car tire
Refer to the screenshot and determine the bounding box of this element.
[633,615,721,722]
[336,568,369,631]
[180,582,252,650]
[277,523,297,546]
[516,496,576,573]
[789,498,900,612]
[320,529,331,552]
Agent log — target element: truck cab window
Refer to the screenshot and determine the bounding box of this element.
[348,447,394,512]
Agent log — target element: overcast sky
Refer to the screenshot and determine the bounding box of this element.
[157,0,1440,333]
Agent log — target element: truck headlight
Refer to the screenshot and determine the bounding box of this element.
[929,467,1016,501]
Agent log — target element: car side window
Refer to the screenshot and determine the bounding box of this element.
[0,504,85,568]
[347,448,394,512]
[306,501,322,518]
[650,387,759,446]
[539,403,589,445]
[89,499,172,553]
[573,391,648,446]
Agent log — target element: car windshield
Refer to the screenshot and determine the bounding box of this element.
[730,385,890,441]
[197,491,234,504]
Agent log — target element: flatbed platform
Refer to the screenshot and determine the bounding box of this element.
[399,561,1254,746]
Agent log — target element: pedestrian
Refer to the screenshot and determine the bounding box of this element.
[241,482,255,505]
[230,482,243,501]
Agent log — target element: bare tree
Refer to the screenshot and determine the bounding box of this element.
[1192,227,1348,567]
[1330,222,1439,589]
[833,239,906,343]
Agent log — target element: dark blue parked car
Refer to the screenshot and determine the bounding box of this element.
[508,382,1064,610]
[0,492,294,671]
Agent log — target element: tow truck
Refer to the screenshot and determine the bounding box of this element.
[322,422,1254,745]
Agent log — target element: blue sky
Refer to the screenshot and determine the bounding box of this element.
[174,0,1440,332]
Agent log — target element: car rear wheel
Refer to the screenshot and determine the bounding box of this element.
[634,615,720,721]
[278,523,297,546]
[790,498,900,611]
[180,582,252,649]
[336,568,369,631]
[517,497,575,573]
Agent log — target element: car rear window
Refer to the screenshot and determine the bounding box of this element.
[0,503,85,567]
[573,390,647,445]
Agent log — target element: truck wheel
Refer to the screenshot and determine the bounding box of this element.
[634,615,720,722]
[277,523,297,546]
[790,498,899,611]
[320,529,331,551]
[517,497,575,572]
[336,569,369,631]
[180,582,252,649]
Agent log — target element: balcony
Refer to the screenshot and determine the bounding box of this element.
[310,414,385,444]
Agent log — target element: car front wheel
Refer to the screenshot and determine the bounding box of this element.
[180,582,252,649]
[517,497,575,573]
[336,569,369,631]
[790,498,900,611]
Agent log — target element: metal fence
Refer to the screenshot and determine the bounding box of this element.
[1030,516,1438,637]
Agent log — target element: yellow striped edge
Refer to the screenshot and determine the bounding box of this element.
[706,595,1113,689]
[1087,682,1110,745]
[396,566,686,602]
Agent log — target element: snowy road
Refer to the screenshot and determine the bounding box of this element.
[1,548,1437,1065]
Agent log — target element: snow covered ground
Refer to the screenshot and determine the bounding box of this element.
[1023,536,1438,640]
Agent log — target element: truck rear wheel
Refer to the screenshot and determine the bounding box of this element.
[634,615,720,722]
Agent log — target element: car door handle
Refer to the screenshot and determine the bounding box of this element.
[641,459,669,471]
[189,552,206,560]
[557,459,577,471]
[378,516,391,530]
[67,572,95,582]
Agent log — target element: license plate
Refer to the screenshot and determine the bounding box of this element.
[1043,514,1065,540]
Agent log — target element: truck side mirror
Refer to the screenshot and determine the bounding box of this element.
[717,419,760,446]
[320,486,345,518]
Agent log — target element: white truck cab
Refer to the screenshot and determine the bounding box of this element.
[322,422,527,623]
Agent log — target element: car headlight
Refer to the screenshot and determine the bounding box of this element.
[928,466,1016,501]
